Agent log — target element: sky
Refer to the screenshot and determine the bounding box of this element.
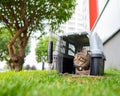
[24,38,38,66]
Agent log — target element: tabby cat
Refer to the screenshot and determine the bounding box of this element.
[74,48,90,73]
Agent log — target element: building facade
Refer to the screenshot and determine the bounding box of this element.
[104,29,120,70]
[60,0,89,33]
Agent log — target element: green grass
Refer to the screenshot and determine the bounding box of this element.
[0,70,120,96]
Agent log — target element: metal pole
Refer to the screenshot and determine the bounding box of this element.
[42,56,45,70]
[42,62,44,70]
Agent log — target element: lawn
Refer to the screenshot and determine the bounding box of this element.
[0,70,120,96]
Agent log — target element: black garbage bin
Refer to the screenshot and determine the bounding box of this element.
[90,53,105,76]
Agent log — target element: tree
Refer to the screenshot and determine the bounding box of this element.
[0,0,76,71]
[0,26,30,64]
[36,36,49,62]
[36,35,56,63]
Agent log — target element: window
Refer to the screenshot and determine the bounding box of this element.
[60,40,66,54]
[68,43,75,56]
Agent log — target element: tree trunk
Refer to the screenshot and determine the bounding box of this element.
[9,54,24,71]
[7,30,29,71]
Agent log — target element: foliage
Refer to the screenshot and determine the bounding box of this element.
[0,26,13,62]
[0,0,76,33]
[0,70,120,96]
[35,36,49,62]
[35,36,56,62]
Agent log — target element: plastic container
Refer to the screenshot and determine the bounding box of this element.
[90,53,105,76]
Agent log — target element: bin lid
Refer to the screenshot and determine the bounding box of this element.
[90,32,104,54]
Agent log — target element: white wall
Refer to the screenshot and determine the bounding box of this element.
[104,31,120,70]
[93,0,120,41]
[92,0,120,70]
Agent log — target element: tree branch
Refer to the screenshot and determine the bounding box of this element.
[20,0,28,27]
[6,3,19,30]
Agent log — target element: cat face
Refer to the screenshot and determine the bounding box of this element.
[74,48,90,71]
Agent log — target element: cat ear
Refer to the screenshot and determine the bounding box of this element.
[82,48,87,55]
